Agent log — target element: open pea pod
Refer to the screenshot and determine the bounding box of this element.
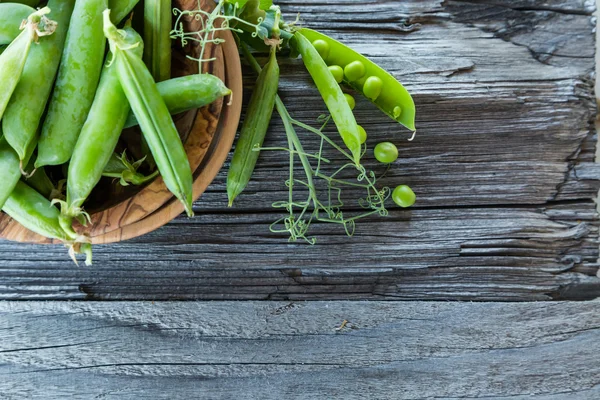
[297,28,416,133]
[293,31,362,165]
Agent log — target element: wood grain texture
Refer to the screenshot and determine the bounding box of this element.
[0,0,597,301]
[1,300,599,399]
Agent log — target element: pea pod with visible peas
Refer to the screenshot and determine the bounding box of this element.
[227,45,280,206]
[36,0,108,168]
[297,28,416,133]
[104,9,195,217]
[62,23,143,224]
[292,31,362,165]
[0,3,34,45]
[3,0,76,163]
[0,7,56,123]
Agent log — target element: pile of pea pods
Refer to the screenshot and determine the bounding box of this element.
[0,0,418,264]
[0,1,230,264]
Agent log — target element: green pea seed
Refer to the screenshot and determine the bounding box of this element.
[344,93,355,110]
[393,106,402,118]
[374,142,398,164]
[357,125,367,144]
[363,76,383,100]
[344,60,365,82]
[328,65,343,83]
[312,39,330,61]
[392,185,416,208]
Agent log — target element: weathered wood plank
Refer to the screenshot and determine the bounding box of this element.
[0,0,597,301]
[1,301,599,399]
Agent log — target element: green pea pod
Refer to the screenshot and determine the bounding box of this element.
[0,7,55,123]
[292,32,362,165]
[24,167,59,200]
[0,0,39,7]
[3,180,92,265]
[36,0,108,168]
[110,0,142,25]
[3,181,69,241]
[227,46,279,206]
[104,10,194,217]
[123,74,231,128]
[64,24,143,220]
[3,0,76,163]
[143,0,172,82]
[0,3,34,45]
[297,28,416,132]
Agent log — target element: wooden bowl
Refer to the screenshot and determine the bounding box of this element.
[0,0,242,244]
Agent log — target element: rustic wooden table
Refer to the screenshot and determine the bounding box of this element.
[1,0,600,398]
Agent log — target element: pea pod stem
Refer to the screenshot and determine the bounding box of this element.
[104,9,194,217]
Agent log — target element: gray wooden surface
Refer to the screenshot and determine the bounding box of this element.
[1,2,599,397]
[1,0,597,301]
[1,300,599,399]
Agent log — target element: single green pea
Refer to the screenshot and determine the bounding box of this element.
[392,185,416,208]
[344,60,365,82]
[374,142,398,164]
[328,65,343,83]
[312,39,330,61]
[363,76,383,100]
[393,106,402,119]
[344,93,355,110]
[357,125,367,144]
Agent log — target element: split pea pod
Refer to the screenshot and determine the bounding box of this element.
[123,74,231,128]
[64,24,143,220]
[3,0,76,163]
[0,3,34,45]
[227,46,279,206]
[297,28,416,132]
[104,10,194,217]
[143,0,171,82]
[36,0,108,168]
[292,32,362,165]
[0,7,55,123]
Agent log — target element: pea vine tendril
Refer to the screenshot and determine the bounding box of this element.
[170,1,263,68]
[241,44,391,244]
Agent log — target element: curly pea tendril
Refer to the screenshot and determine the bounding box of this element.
[171,1,263,68]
